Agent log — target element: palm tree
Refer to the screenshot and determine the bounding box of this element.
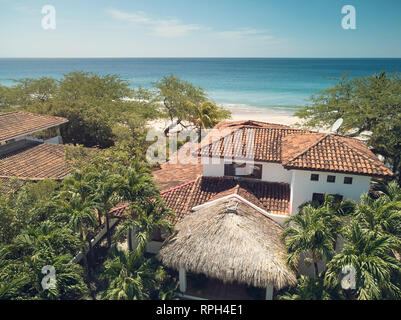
[374,180,401,202]
[120,165,159,203]
[37,253,89,300]
[0,224,89,300]
[278,275,343,300]
[56,191,97,242]
[0,276,30,300]
[281,205,337,276]
[325,222,401,300]
[91,170,126,247]
[62,170,96,203]
[10,220,82,261]
[99,246,167,300]
[114,164,172,251]
[115,199,173,252]
[321,194,355,217]
[187,101,231,142]
[354,193,401,244]
[0,247,31,300]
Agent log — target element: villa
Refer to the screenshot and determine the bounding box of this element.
[0,111,71,182]
[0,113,393,299]
[152,120,393,299]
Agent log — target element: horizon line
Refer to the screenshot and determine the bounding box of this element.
[1,57,401,59]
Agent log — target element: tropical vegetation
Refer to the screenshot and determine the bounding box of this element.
[280,184,401,300]
[295,71,401,183]
[0,72,230,300]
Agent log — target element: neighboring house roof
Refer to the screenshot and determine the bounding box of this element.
[152,142,202,191]
[161,176,291,222]
[198,125,393,178]
[158,198,297,289]
[0,111,68,143]
[0,177,26,194]
[0,140,72,180]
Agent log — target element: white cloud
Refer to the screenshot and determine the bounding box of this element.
[217,28,278,43]
[108,9,203,38]
[13,4,38,16]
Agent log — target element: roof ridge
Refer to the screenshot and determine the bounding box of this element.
[0,111,19,117]
[331,135,389,168]
[217,195,285,229]
[198,126,310,156]
[0,111,56,117]
[283,133,328,165]
[182,175,202,213]
[283,133,392,176]
[160,179,197,195]
[108,204,129,215]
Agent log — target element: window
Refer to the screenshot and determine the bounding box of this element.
[312,193,325,205]
[333,194,344,202]
[310,174,319,181]
[151,227,163,242]
[327,175,336,183]
[224,162,262,179]
[313,193,343,206]
[344,177,353,185]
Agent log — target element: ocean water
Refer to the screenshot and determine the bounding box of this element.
[1,58,400,113]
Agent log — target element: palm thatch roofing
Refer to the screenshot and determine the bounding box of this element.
[158,198,296,289]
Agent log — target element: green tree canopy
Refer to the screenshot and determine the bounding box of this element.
[154,74,207,124]
[0,72,159,149]
[295,72,401,181]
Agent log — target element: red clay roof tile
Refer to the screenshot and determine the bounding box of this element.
[198,123,392,178]
[0,112,68,142]
[161,176,290,223]
[0,140,72,180]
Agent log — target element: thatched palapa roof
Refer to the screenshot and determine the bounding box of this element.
[158,197,296,289]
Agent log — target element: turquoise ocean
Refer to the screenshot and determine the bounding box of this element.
[1,58,400,114]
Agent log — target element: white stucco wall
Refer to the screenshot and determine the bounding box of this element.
[290,170,371,215]
[202,159,292,183]
[261,162,292,183]
[146,241,163,254]
[202,161,225,177]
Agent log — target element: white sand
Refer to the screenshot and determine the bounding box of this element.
[148,106,300,132]
[226,109,300,127]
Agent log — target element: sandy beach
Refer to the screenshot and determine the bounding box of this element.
[224,106,300,127]
[149,105,300,133]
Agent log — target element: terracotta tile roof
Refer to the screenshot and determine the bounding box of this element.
[282,134,393,177]
[0,112,68,143]
[198,122,393,178]
[152,142,202,191]
[199,126,308,163]
[108,204,129,217]
[153,123,296,191]
[214,120,290,130]
[0,177,26,194]
[199,120,291,149]
[160,181,197,220]
[0,140,72,180]
[161,176,290,222]
[281,133,322,163]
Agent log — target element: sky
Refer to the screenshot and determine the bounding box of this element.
[0,0,400,58]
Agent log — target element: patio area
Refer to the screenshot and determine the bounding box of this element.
[180,273,266,300]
